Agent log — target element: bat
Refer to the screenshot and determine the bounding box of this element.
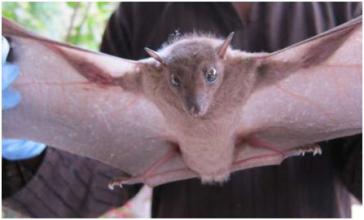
[2,16,362,189]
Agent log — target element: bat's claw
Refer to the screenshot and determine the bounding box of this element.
[298,144,322,156]
[108,175,144,190]
[108,178,126,190]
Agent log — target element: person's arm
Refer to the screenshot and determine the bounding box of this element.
[3,148,131,217]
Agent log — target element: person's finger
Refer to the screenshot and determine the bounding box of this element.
[2,87,21,110]
[2,37,10,64]
[2,63,19,90]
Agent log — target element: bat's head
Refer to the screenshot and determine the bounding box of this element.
[145,33,234,118]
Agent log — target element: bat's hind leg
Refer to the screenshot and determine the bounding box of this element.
[108,146,179,190]
[246,135,286,158]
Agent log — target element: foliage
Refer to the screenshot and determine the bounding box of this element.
[2,2,118,50]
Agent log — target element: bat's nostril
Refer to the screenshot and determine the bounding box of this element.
[190,105,199,113]
[187,102,200,115]
[186,97,199,114]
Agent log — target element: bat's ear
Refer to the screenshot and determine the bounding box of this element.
[217,32,235,59]
[144,47,166,66]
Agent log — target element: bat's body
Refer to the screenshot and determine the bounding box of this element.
[141,36,263,182]
[2,17,362,188]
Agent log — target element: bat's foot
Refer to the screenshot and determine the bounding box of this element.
[108,175,144,190]
[108,178,126,190]
[297,144,322,156]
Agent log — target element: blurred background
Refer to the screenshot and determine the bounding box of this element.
[2,2,116,50]
[2,2,152,218]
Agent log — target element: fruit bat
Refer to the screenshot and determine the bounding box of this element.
[2,17,362,189]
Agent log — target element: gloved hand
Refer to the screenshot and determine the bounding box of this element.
[2,37,46,160]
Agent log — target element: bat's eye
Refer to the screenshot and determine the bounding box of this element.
[205,67,217,84]
[170,74,181,87]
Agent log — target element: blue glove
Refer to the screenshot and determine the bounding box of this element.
[2,37,21,109]
[2,37,46,160]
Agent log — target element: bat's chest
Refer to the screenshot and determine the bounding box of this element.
[170,116,239,182]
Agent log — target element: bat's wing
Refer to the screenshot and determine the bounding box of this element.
[3,16,362,188]
[109,17,362,187]
[2,18,191,186]
[233,16,362,172]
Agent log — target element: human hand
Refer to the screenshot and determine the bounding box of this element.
[2,37,46,160]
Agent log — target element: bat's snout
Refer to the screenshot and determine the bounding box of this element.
[185,96,208,117]
[187,104,202,117]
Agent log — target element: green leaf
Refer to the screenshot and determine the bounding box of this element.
[66,2,80,9]
[2,2,117,50]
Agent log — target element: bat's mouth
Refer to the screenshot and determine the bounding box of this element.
[189,110,206,118]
